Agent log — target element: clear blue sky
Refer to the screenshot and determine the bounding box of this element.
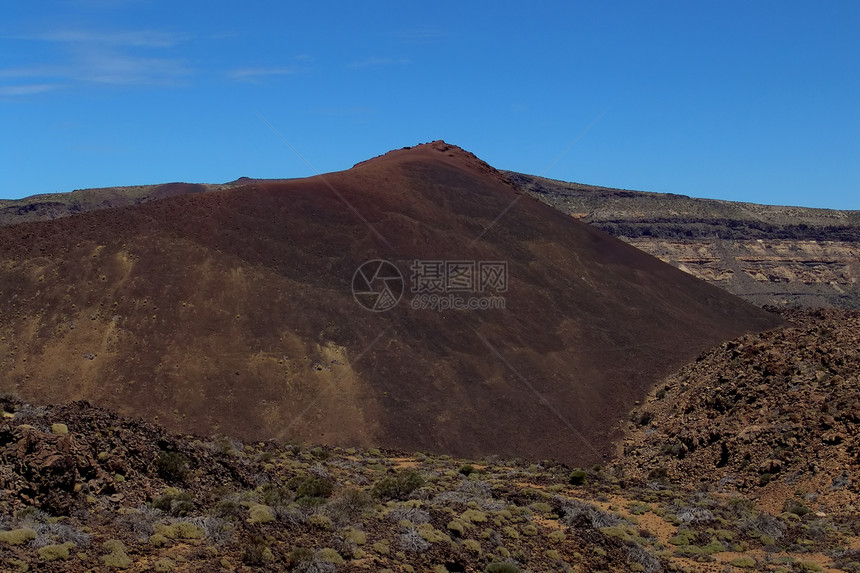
[1,1,858,209]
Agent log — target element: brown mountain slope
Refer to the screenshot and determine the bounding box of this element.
[507,172,860,309]
[0,141,782,464]
[5,170,858,310]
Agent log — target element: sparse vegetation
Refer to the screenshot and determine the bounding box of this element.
[153,451,190,483]
[371,469,425,501]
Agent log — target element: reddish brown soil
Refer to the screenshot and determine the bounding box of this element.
[0,141,783,464]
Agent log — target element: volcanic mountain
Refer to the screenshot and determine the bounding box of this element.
[0,141,783,464]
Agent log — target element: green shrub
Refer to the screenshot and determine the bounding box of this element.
[326,487,372,523]
[51,423,69,435]
[730,556,757,567]
[288,547,314,564]
[700,538,726,554]
[154,451,189,482]
[290,475,334,499]
[785,502,811,517]
[310,446,330,460]
[154,558,176,572]
[417,523,449,543]
[101,539,132,569]
[647,467,668,481]
[38,542,74,561]
[0,528,36,545]
[343,527,367,545]
[155,521,205,540]
[307,513,333,530]
[459,464,476,476]
[242,536,273,566]
[600,526,632,541]
[486,563,521,573]
[461,509,488,523]
[259,483,292,507]
[316,548,344,564]
[569,469,587,485]
[669,529,693,546]
[248,504,275,524]
[447,519,468,537]
[373,540,390,555]
[372,470,425,501]
[150,488,195,516]
[209,435,242,456]
[212,499,244,521]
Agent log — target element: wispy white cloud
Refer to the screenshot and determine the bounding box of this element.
[349,57,411,69]
[0,66,65,79]
[0,27,191,95]
[311,106,374,117]
[26,29,186,48]
[0,84,62,96]
[394,28,448,44]
[79,52,190,85]
[65,0,148,8]
[228,67,297,81]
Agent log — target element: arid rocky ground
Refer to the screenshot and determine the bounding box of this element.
[617,308,859,515]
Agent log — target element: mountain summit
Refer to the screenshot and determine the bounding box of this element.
[0,143,782,463]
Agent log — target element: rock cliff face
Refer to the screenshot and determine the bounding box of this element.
[627,239,860,308]
[508,172,860,308]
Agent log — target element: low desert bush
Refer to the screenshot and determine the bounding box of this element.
[486,562,521,573]
[325,487,372,524]
[372,470,424,501]
[154,451,190,483]
[242,535,273,566]
[150,488,195,517]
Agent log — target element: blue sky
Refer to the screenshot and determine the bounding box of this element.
[1,1,858,209]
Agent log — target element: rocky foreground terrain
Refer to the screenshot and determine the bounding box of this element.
[0,309,858,572]
[508,173,860,309]
[618,308,859,513]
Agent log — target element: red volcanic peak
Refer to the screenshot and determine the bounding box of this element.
[0,143,783,464]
